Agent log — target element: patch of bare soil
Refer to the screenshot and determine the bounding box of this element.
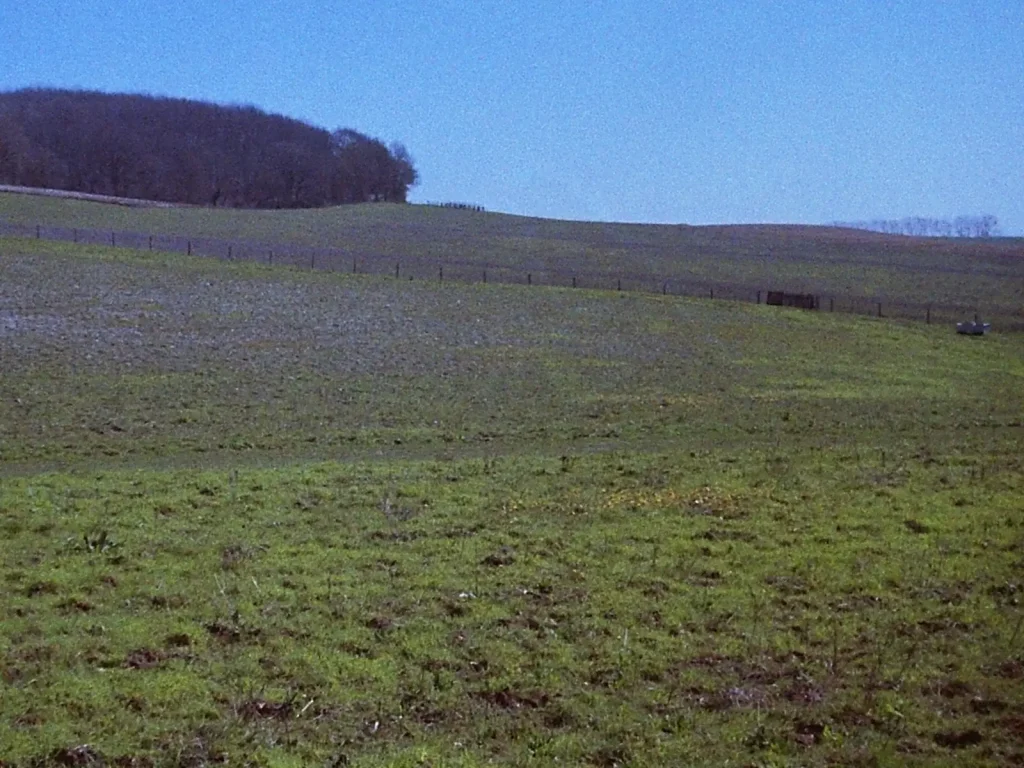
[472,688,550,710]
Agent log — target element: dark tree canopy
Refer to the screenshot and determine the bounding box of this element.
[0,88,418,208]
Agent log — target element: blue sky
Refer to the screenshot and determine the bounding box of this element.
[2,0,1022,232]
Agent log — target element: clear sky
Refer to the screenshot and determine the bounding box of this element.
[2,0,1022,232]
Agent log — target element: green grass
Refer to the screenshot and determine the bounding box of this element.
[3,238,1020,469]
[3,192,1023,314]
[2,448,1021,766]
[1,238,1023,766]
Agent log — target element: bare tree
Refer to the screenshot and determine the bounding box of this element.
[834,215,1000,238]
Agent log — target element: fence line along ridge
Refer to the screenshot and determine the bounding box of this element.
[0,220,1013,330]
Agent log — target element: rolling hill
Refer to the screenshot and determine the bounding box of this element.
[1,189,1022,324]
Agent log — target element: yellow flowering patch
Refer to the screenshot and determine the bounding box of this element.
[685,485,745,517]
[600,486,682,511]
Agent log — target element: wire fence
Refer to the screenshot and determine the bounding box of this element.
[2,219,1019,331]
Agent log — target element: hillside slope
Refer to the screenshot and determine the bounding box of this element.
[1,190,1022,314]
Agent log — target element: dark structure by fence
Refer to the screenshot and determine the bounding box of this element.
[765,291,819,310]
[0,219,1017,331]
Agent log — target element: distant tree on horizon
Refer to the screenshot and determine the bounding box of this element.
[0,88,419,209]
[832,215,1000,238]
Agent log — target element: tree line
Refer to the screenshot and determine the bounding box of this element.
[423,201,486,212]
[833,215,1000,238]
[0,88,418,208]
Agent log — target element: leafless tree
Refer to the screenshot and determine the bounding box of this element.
[834,215,1000,238]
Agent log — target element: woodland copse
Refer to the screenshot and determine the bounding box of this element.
[0,88,418,209]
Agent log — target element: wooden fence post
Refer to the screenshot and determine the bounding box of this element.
[757,290,761,304]
[228,245,233,260]
[439,266,443,282]
[572,276,577,288]
[830,297,834,312]
[617,279,622,291]
[36,225,40,239]
[111,232,116,247]
[353,258,357,274]
[877,302,882,318]
[269,250,273,264]
[483,269,487,284]
[528,273,532,285]
[663,282,667,295]
[148,235,153,250]
[395,263,400,279]
[187,240,192,256]
[710,287,714,300]
[926,305,931,324]
[310,252,315,269]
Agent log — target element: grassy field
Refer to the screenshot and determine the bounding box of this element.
[1,234,1023,766]
[2,192,1023,316]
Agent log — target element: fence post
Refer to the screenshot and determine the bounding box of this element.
[572,276,577,288]
[877,302,882,318]
[310,252,315,269]
[353,258,357,274]
[830,297,834,312]
[111,232,116,247]
[187,240,192,256]
[228,245,233,260]
[148,235,153,251]
[663,281,667,295]
[757,290,761,304]
[617,278,621,291]
[439,266,443,282]
[528,273,532,285]
[35,225,40,239]
[269,250,273,264]
[710,287,714,300]
[395,263,400,279]
[926,305,931,324]
[483,269,487,284]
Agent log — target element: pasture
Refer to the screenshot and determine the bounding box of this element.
[2,192,1024,316]
[0,224,1023,766]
